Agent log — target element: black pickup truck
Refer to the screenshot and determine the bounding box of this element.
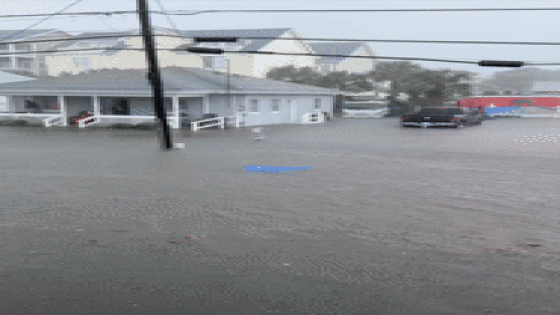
[400,107,482,128]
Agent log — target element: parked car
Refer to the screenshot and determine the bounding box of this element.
[400,107,482,128]
[68,111,94,126]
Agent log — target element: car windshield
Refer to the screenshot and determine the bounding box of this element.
[1,1,559,315]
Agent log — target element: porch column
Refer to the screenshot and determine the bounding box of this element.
[58,95,67,126]
[93,95,100,118]
[10,44,16,70]
[172,96,179,129]
[203,95,210,114]
[7,96,14,113]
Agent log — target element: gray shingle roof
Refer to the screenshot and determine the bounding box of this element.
[0,67,338,95]
[176,28,292,51]
[309,42,367,63]
[0,71,36,84]
[0,29,59,42]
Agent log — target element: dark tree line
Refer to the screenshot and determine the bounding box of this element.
[267,62,475,107]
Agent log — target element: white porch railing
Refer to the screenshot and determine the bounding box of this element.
[44,115,64,127]
[302,112,325,124]
[0,113,63,126]
[225,115,243,128]
[78,115,99,128]
[191,117,225,131]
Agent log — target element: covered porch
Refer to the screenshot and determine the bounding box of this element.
[0,94,217,129]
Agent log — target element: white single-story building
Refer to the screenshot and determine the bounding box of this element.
[0,71,36,112]
[0,67,338,129]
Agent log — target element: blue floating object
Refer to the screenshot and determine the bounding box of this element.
[243,165,314,173]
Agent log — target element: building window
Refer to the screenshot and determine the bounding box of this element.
[112,99,129,115]
[314,98,321,110]
[17,57,33,69]
[271,99,280,112]
[73,57,91,68]
[237,97,245,112]
[15,44,31,51]
[0,44,8,51]
[250,99,259,113]
[0,57,10,68]
[203,56,214,69]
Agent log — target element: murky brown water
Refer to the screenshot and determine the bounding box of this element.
[1,117,559,314]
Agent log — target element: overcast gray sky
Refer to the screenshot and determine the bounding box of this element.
[2,0,560,77]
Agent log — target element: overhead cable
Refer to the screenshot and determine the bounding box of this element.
[0,0,84,41]
[3,7,560,18]
[4,33,560,47]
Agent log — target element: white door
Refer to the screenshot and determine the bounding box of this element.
[289,99,297,122]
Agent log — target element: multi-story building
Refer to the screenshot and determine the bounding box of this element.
[308,42,376,74]
[42,28,317,79]
[0,29,70,77]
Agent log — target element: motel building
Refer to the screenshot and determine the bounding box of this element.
[0,67,338,130]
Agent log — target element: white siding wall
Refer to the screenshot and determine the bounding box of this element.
[254,35,316,78]
[208,95,232,117]
[237,95,333,126]
[12,95,33,112]
[335,46,375,74]
[0,96,6,112]
[181,97,203,119]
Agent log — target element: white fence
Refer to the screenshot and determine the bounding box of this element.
[302,112,325,124]
[78,116,99,128]
[44,115,65,127]
[225,115,242,128]
[0,113,62,126]
[191,117,225,131]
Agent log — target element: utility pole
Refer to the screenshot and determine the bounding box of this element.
[137,0,172,150]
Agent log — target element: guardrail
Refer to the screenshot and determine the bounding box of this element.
[191,116,225,131]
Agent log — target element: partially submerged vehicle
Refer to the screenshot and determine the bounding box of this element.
[400,107,483,128]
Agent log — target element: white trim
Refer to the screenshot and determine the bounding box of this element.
[93,95,100,118]
[0,90,339,97]
[203,96,209,114]
[172,96,180,129]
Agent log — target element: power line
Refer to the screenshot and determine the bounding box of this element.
[0,0,84,41]
[4,33,560,47]
[164,7,560,16]
[3,46,557,66]
[153,0,179,33]
[230,50,479,65]
[3,7,560,18]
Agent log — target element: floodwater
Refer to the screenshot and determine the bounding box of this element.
[1,117,559,315]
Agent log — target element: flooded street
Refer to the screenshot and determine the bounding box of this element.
[1,117,560,315]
